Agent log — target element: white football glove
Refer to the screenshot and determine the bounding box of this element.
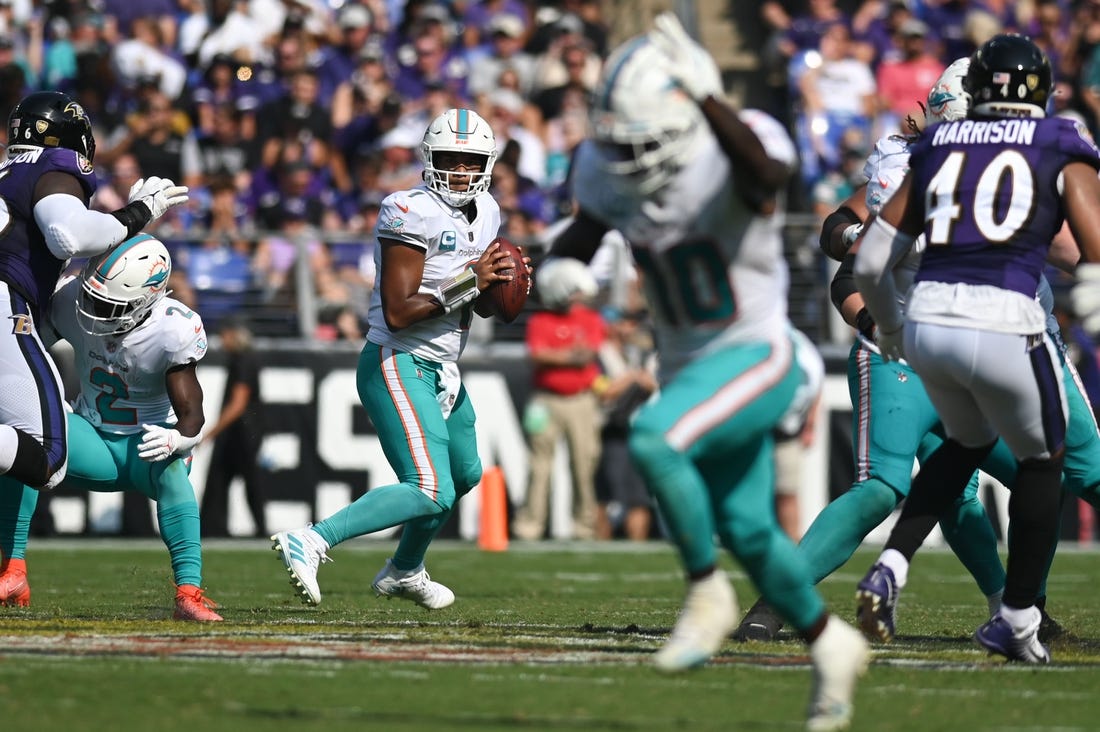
[648,11,723,101]
[1072,263,1100,334]
[127,176,189,223]
[137,423,201,462]
[876,325,905,362]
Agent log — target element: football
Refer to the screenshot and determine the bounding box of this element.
[481,236,529,323]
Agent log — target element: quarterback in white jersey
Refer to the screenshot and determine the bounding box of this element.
[366,182,502,363]
[272,108,527,612]
[0,234,222,621]
[546,14,868,731]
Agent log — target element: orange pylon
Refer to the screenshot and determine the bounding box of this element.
[478,466,509,552]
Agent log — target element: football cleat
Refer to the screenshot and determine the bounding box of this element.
[173,585,223,622]
[975,612,1050,664]
[653,571,738,672]
[372,559,455,610]
[855,562,899,643]
[1038,606,1068,643]
[807,616,871,731]
[271,526,332,605]
[0,559,30,607]
[732,597,784,642]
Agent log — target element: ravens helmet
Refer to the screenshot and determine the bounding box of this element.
[7,91,96,162]
[964,34,1051,119]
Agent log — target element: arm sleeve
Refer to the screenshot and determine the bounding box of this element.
[33,193,130,259]
[853,216,914,333]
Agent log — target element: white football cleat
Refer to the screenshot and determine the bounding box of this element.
[372,559,455,609]
[271,526,331,605]
[653,571,738,672]
[807,616,871,731]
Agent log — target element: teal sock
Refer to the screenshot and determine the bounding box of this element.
[708,444,825,632]
[627,429,717,575]
[939,478,1006,597]
[314,483,443,549]
[0,478,37,561]
[157,501,203,587]
[393,508,454,571]
[743,529,826,632]
[798,478,898,584]
[153,462,203,587]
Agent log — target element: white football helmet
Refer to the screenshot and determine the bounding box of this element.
[420,108,498,207]
[589,36,705,194]
[923,57,970,128]
[76,233,172,336]
[536,257,598,310]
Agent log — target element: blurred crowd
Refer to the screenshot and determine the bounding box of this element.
[759,0,1100,210]
[0,0,609,336]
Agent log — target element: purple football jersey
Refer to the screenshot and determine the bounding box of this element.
[909,116,1100,298]
[0,147,97,320]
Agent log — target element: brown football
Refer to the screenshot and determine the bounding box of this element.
[482,236,529,323]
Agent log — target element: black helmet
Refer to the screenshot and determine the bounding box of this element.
[964,34,1052,119]
[8,91,96,162]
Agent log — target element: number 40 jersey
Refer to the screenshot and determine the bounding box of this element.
[571,109,797,379]
[48,276,208,435]
[906,116,1100,335]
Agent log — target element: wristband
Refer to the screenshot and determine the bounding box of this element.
[110,200,153,239]
[433,268,479,314]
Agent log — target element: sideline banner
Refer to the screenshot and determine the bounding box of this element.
[40,345,1031,543]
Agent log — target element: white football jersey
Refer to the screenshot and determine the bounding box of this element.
[572,109,794,378]
[50,277,208,435]
[367,185,502,362]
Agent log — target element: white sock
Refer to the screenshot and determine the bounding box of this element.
[879,548,910,588]
[0,424,18,473]
[986,589,1004,619]
[1000,603,1040,633]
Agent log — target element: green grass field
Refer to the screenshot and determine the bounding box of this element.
[3,539,1100,732]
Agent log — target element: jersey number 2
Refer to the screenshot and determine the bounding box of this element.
[91,368,136,425]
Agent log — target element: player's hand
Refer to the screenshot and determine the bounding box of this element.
[128,176,190,222]
[1072,263,1100,333]
[876,326,905,362]
[138,423,201,462]
[648,11,722,101]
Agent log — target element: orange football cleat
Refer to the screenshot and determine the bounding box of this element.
[174,584,223,622]
[0,558,30,607]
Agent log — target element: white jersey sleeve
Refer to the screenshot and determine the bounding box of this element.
[157,299,208,367]
[739,108,798,169]
[376,191,430,251]
[863,134,913,215]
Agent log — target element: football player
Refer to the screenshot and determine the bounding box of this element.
[0,91,187,503]
[0,234,220,620]
[0,91,187,603]
[271,109,529,610]
[738,56,1100,644]
[544,13,868,731]
[853,34,1100,663]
